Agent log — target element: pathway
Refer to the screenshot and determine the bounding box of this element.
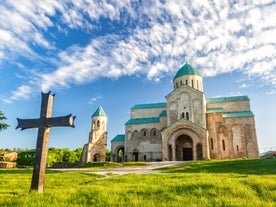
[52,161,190,176]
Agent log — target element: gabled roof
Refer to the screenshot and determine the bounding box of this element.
[125,117,160,125]
[131,102,166,109]
[92,105,107,117]
[206,96,250,103]
[111,134,125,142]
[223,111,254,118]
[206,96,249,103]
[173,63,201,80]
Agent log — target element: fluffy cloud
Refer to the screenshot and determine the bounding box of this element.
[1,0,275,102]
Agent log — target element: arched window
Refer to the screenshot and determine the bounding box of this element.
[153,130,156,136]
[143,130,146,136]
[186,112,189,120]
[97,120,100,129]
[180,80,183,85]
[182,112,185,118]
[192,80,194,88]
[185,80,188,85]
[210,138,214,150]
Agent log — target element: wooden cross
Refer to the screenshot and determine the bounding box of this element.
[16,92,75,193]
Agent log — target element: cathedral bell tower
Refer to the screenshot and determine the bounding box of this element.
[81,105,107,163]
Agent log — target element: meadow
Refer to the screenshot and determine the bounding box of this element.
[0,159,275,206]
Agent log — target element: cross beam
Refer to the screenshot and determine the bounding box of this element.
[16,92,75,193]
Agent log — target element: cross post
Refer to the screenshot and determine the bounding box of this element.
[16,92,75,193]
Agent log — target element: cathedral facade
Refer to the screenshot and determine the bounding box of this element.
[111,63,259,162]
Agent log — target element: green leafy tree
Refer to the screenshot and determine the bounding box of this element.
[0,111,9,132]
[106,149,111,161]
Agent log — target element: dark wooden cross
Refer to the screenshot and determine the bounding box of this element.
[16,92,75,193]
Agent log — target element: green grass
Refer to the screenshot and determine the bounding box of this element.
[0,159,275,206]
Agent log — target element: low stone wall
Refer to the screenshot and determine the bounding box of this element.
[0,162,17,168]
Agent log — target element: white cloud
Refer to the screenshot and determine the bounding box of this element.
[266,89,276,95]
[88,95,103,105]
[1,0,276,102]
[3,85,33,103]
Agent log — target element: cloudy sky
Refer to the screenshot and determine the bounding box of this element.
[0,0,275,152]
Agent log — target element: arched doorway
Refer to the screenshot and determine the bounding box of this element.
[132,149,139,161]
[175,135,193,161]
[116,147,124,162]
[93,153,101,162]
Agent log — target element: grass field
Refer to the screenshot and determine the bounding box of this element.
[0,159,275,206]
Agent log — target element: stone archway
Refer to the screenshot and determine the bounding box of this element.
[132,149,139,161]
[116,146,124,162]
[175,135,193,161]
[93,153,101,162]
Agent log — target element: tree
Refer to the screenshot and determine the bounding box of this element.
[0,111,9,132]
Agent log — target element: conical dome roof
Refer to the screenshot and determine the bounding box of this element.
[173,63,201,80]
[92,105,106,117]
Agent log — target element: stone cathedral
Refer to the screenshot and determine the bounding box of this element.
[81,106,107,163]
[111,63,259,162]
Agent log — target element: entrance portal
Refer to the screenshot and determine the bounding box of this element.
[132,149,139,161]
[116,147,124,162]
[175,135,193,161]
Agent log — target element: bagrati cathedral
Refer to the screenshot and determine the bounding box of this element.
[81,63,259,163]
[111,63,259,162]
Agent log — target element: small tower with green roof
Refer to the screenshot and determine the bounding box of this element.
[81,105,107,163]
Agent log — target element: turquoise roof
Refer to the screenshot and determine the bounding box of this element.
[125,117,160,125]
[173,63,201,80]
[92,105,107,117]
[206,108,224,113]
[131,102,166,109]
[111,134,125,142]
[223,111,255,118]
[206,96,250,104]
[159,110,167,117]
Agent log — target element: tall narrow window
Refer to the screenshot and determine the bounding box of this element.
[210,138,214,150]
[192,80,194,88]
[182,112,185,118]
[186,112,189,120]
[185,80,188,85]
[236,145,239,151]
[144,131,146,136]
[222,140,226,151]
[180,80,183,85]
[97,120,101,129]
[153,130,156,136]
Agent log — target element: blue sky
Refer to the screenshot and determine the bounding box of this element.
[0,0,275,152]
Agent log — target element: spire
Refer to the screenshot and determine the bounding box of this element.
[92,105,107,117]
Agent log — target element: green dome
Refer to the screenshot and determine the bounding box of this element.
[173,63,201,80]
[92,105,107,117]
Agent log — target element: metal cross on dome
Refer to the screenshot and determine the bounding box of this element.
[16,91,76,193]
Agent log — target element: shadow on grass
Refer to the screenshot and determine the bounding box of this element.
[157,158,276,175]
[0,168,33,174]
